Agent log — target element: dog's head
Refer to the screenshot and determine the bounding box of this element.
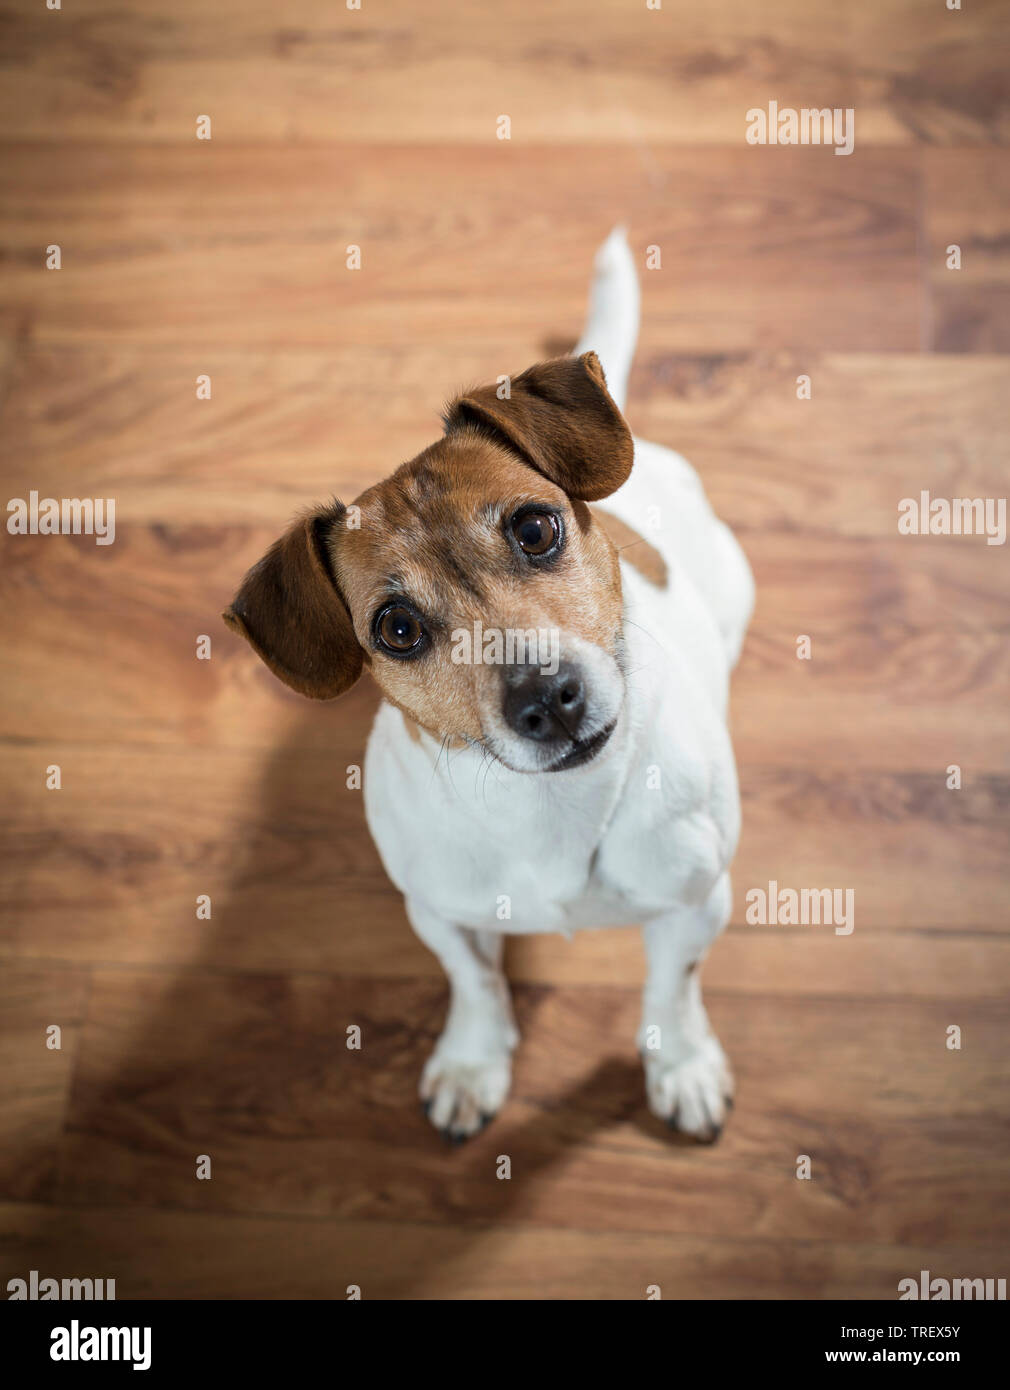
[223,352,633,773]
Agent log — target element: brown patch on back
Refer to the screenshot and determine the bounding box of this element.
[592,508,669,589]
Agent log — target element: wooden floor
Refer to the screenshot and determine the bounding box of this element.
[2,1,1009,1300]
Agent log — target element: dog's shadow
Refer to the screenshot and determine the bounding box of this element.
[40,679,679,1299]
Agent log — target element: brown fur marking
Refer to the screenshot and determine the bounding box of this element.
[592,508,668,589]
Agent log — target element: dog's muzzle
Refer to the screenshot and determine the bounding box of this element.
[501,663,615,770]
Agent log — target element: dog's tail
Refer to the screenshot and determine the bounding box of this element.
[573,226,639,413]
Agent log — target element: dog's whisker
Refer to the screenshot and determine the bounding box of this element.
[621,616,664,653]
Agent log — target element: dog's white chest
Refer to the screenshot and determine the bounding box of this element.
[363,624,738,936]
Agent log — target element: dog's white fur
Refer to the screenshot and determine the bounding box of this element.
[363,230,754,1140]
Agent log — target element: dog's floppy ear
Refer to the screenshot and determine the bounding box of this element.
[222,502,363,700]
[443,351,633,501]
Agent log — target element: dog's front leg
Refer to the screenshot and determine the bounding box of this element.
[407,899,519,1141]
[638,873,735,1142]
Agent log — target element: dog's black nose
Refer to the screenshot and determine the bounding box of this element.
[503,664,587,743]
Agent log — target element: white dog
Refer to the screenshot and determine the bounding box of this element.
[225,229,754,1143]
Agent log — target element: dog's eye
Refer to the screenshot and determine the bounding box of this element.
[376,605,423,654]
[512,510,559,557]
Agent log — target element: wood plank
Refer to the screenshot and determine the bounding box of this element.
[510,926,1010,998]
[4,902,1010,998]
[733,626,1010,772]
[1,527,1008,763]
[0,146,921,353]
[929,285,1010,354]
[1,1201,1006,1301]
[3,352,1006,532]
[5,836,1010,988]
[0,966,89,1204]
[1,743,1007,981]
[42,971,1010,1252]
[635,352,1010,537]
[0,0,1003,144]
[924,152,1010,351]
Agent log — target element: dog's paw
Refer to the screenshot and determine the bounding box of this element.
[643,1036,734,1143]
[419,1052,511,1142]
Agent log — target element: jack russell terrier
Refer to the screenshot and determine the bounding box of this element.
[224,229,754,1144]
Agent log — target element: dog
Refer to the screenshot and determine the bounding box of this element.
[224,229,754,1143]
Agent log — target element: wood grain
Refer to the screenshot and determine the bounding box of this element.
[0,966,88,1203]
[1,0,1006,145]
[38,970,1009,1253]
[4,1202,1007,1301]
[3,351,1009,529]
[2,742,1008,982]
[1,145,922,353]
[924,151,1010,351]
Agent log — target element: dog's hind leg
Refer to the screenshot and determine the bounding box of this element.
[407,899,519,1142]
[573,226,640,413]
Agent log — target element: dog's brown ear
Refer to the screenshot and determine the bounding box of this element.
[443,351,633,501]
[222,502,363,700]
